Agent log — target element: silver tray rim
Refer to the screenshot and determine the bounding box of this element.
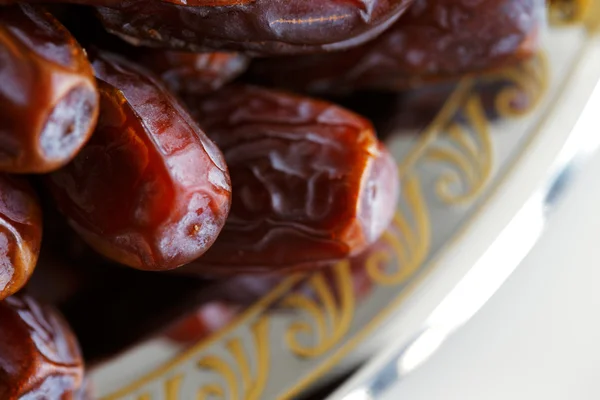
[329,30,600,400]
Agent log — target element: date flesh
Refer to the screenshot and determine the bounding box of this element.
[137,51,249,95]
[48,51,231,271]
[0,295,83,399]
[180,85,399,273]
[251,0,543,93]
[0,4,99,173]
[0,175,42,301]
[95,0,414,55]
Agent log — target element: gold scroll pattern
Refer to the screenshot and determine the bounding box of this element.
[486,53,548,119]
[280,180,430,360]
[196,318,270,400]
[585,0,600,32]
[549,0,600,31]
[275,53,548,362]
[549,0,591,26]
[425,95,493,205]
[425,54,547,206]
[132,318,271,400]
[366,174,430,286]
[136,376,183,400]
[101,51,550,400]
[281,262,355,358]
[277,52,551,400]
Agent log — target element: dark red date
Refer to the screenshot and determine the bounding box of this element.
[181,85,399,273]
[0,0,413,55]
[93,0,414,55]
[251,0,542,93]
[0,294,83,399]
[137,51,249,95]
[0,5,99,173]
[48,51,231,271]
[0,175,42,300]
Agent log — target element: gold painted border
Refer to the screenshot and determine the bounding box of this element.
[281,46,591,400]
[103,276,304,399]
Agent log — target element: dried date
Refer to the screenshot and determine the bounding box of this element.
[0,175,42,301]
[181,85,399,273]
[0,1,413,56]
[0,294,83,399]
[0,4,99,173]
[251,0,543,93]
[48,51,231,271]
[137,51,249,95]
[93,0,414,55]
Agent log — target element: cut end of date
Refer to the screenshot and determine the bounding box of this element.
[40,84,99,168]
[356,143,400,248]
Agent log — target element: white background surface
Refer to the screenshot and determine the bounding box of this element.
[383,145,600,399]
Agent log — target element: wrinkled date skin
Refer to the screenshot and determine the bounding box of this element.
[0,5,99,173]
[48,51,231,271]
[91,0,415,55]
[0,295,84,399]
[251,0,543,93]
[181,85,399,273]
[0,175,42,301]
[137,51,250,95]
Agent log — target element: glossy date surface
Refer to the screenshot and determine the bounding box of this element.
[96,0,414,55]
[251,0,543,93]
[181,85,399,273]
[0,4,99,173]
[48,51,231,271]
[0,295,83,399]
[138,51,249,95]
[0,175,42,301]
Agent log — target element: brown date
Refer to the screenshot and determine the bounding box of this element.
[180,85,399,273]
[0,5,99,173]
[0,175,42,301]
[251,0,543,93]
[137,51,250,96]
[93,0,415,55]
[0,294,84,399]
[48,51,231,271]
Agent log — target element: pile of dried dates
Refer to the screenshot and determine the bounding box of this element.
[0,0,544,397]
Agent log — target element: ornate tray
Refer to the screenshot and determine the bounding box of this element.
[90,3,600,399]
